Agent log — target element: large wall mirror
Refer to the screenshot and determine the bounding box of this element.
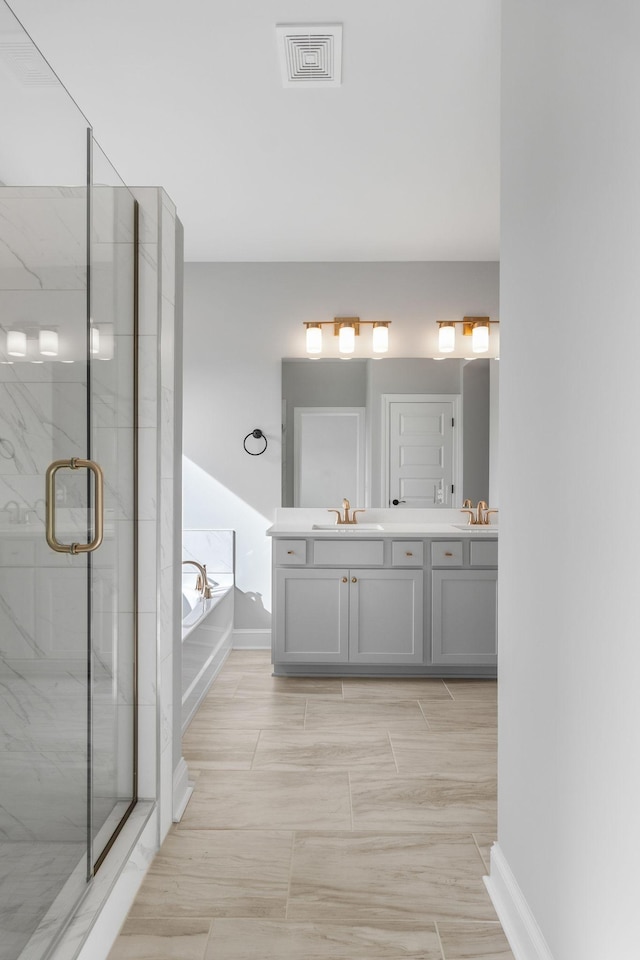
[282,357,499,509]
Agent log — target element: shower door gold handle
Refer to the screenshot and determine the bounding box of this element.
[45,458,104,554]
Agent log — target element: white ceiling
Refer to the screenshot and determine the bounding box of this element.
[5,0,500,262]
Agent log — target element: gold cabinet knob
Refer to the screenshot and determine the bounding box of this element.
[342,577,348,583]
[445,551,453,557]
[287,550,294,555]
[406,551,413,556]
[351,577,358,583]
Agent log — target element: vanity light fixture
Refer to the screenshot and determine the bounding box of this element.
[471,318,490,353]
[436,317,498,355]
[337,318,357,355]
[437,321,456,353]
[39,329,58,357]
[305,322,322,355]
[7,330,27,357]
[372,321,390,354]
[303,317,391,356]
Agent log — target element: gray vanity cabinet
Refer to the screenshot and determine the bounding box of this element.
[431,540,498,667]
[274,567,349,663]
[273,539,423,666]
[274,565,423,665]
[348,568,423,664]
[271,533,497,675]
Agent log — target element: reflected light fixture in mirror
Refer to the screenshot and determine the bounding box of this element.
[7,330,26,357]
[39,329,58,356]
[96,324,114,360]
[90,327,100,355]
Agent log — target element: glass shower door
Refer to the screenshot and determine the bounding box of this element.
[0,4,138,953]
[0,160,138,958]
[0,182,93,957]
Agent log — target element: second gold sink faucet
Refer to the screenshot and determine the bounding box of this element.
[460,499,499,526]
[328,498,366,525]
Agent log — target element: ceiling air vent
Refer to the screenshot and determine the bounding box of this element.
[276,24,342,88]
[0,35,59,87]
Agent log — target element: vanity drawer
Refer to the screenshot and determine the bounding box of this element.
[312,539,384,566]
[275,539,307,565]
[431,541,463,566]
[391,541,424,566]
[470,540,498,567]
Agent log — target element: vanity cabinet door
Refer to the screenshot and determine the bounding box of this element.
[348,569,424,664]
[431,569,497,666]
[274,568,349,663]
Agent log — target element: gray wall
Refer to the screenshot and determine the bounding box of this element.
[497,3,640,957]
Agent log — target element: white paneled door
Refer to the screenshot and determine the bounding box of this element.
[385,396,460,508]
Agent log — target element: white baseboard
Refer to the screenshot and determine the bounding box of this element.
[232,628,271,649]
[484,843,555,960]
[172,757,194,822]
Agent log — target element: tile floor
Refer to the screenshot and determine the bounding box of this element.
[108,651,513,960]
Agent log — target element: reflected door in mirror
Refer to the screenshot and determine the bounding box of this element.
[387,399,458,507]
[294,407,366,507]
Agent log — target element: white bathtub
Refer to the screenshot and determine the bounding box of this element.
[181,571,234,733]
[181,574,233,638]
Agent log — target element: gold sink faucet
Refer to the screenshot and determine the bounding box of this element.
[460,500,498,525]
[328,498,366,525]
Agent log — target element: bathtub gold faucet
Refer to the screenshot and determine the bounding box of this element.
[182,560,214,599]
[328,498,366,525]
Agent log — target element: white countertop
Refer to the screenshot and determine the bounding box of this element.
[267,508,498,538]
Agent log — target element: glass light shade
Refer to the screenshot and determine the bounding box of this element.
[306,324,322,354]
[438,323,456,353]
[338,323,355,354]
[7,330,26,357]
[372,323,389,353]
[97,324,114,360]
[90,327,100,355]
[39,329,58,356]
[472,322,489,353]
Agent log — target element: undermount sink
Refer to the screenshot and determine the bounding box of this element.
[452,523,498,532]
[312,523,384,531]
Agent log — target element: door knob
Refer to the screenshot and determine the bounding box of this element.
[392,498,406,505]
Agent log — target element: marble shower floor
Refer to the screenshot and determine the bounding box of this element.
[0,840,85,960]
[108,652,514,960]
